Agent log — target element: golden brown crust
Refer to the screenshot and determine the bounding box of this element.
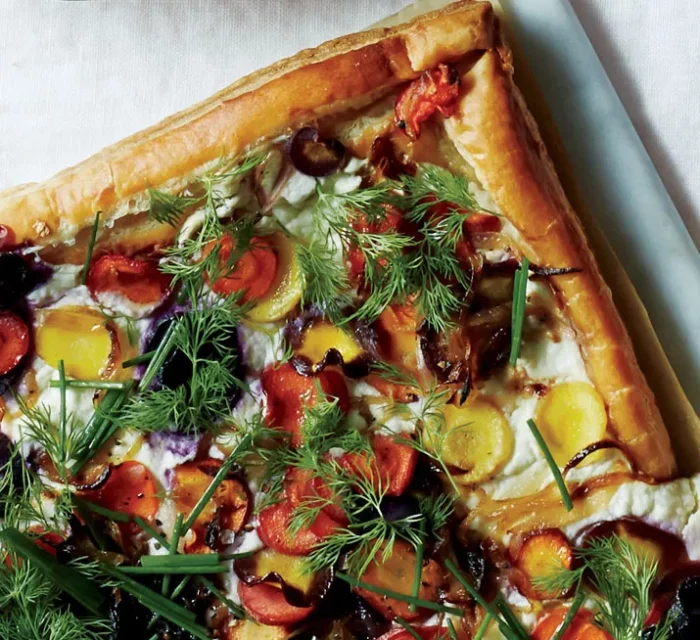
[443,50,676,479]
[0,0,496,251]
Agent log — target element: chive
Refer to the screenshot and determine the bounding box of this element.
[50,379,130,391]
[509,256,530,365]
[198,576,246,619]
[444,559,523,640]
[57,360,67,470]
[141,552,228,571]
[473,613,491,640]
[409,519,425,613]
[495,594,530,640]
[122,351,155,368]
[148,574,192,631]
[133,516,169,547]
[139,321,178,390]
[336,572,464,616]
[75,500,111,551]
[396,617,422,640]
[182,433,252,533]
[526,419,573,511]
[0,527,105,615]
[82,212,101,286]
[101,565,209,640]
[75,498,131,523]
[447,618,459,640]
[161,513,184,596]
[119,562,228,575]
[70,381,135,475]
[552,587,584,640]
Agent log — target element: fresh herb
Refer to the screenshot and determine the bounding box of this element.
[526,419,573,511]
[336,572,463,616]
[49,379,130,391]
[445,559,527,640]
[122,351,155,368]
[82,212,101,286]
[161,513,184,595]
[69,381,135,475]
[0,527,105,616]
[182,430,257,534]
[552,588,584,640]
[395,617,423,640]
[119,554,229,575]
[117,299,247,434]
[100,565,209,640]
[409,519,425,613]
[197,576,246,620]
[399,163,491,221]
[473,613,492,640]
[535,536,670,640]
[509,256,530,365]
[148,188,203,227]
[0,558,110,640]
[447,618,459,640]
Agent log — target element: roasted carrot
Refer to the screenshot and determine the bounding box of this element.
[87,254,171,304]
[513,528,574,600]
[238,582,313,626]
[532,607,611,640]
[206,234,277,302]
[0,311,29,376]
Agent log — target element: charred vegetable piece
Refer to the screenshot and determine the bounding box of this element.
[0,253,31,309]
[235,548,332,607]
[356,540,443,621]
[375,303,420,373]
[339,434,418,497]
[247,234,303,322]
[36,306,116,380]
[172,459,249,552]
[87,460,159,520]
[87,254,171,305]
[295,322,365,370]
[395,63,460,139]
[288,127,345,177]
[427,400,513,484]
[535,382,608,466]
[261,362,349,447]
[238,581,314,626]
[0,311,29,377]
[513,529,574,599]
[532,606,611,640]
[205,234,278,302]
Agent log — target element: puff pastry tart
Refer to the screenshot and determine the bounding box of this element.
[0,2,697,639]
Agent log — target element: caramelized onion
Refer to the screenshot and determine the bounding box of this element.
[418,325,469,385]
[288,127,345,177]
[562,440,626,476]
[369,136,416,179]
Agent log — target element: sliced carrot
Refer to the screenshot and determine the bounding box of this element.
[356,539,443,621]
[238,581,314,626]
[284,468,347,525]
[257,501,323,556]
[513,529,574,600]
[90,461,159,520]
[87,254,171,305]
[0,311,29,376]
[206,235,278,302]
[261,363,349,447]
[395,63,460,139]
[339,433,418,497]
[532,607,611,640]
[26,526,64,558]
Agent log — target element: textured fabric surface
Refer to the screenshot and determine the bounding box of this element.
[0,0,698,245]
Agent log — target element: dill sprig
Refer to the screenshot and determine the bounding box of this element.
[534,535,673,640]
[0,558,110,640]
[148,189,202,227]
[116,297,247,433]
[400,163,491,221]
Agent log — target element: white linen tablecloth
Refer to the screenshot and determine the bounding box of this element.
[1,0,698,247]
